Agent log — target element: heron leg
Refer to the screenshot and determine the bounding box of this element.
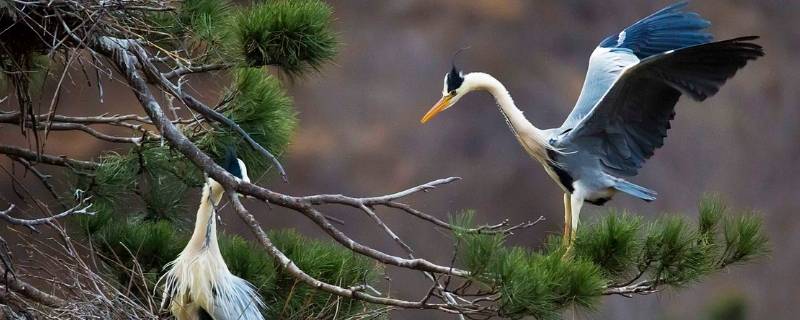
[562,193,572,245]
[563,193,584,259]
[570,193,584,244]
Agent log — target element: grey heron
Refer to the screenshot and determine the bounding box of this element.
[420,2,763,246]
[160,149,265,320]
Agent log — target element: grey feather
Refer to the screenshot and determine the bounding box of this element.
[556,37,763,176]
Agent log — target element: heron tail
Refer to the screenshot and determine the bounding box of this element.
[614,179,657,202]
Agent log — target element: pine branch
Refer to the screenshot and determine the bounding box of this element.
[162,63,234,79]
[139,52,289,182]
[228,193,492,316]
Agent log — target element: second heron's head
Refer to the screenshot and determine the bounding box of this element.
[207,148,251,202]
[420,64,477,124]
[223,148,250,183]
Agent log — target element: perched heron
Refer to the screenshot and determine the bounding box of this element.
[420,2,763,245]
[161,150,265,320]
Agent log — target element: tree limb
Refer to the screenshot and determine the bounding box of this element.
[0,197,94,227]
[91,35,474,277]
[0,145,99,170]
[228,193,489,315]
[126,44,289,182]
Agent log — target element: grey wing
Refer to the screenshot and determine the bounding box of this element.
[560,1,712,131]
[560,48,639,131]
[558,37,763,176]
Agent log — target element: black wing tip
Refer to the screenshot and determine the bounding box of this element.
[718,36,765,57]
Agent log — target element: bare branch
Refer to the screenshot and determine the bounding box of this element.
[228,193,489,315]
[0,144,99,170]
[603,279,659,297]
[0,198,94,227]
[0,111,155,143]
[0,111,154,125]
[0,274,65,308]
[162,63,234,79]
[7,156,63,205]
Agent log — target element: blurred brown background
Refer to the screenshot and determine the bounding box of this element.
[2,0,798,319]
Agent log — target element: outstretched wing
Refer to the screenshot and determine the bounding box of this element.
[560,1,712,131]
[557,37,763,176]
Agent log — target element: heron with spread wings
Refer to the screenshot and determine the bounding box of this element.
[420,2,763,245]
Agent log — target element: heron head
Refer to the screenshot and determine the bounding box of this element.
[420,64,472,124]
[222,148,250,183]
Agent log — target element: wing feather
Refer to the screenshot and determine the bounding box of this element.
[561,1,712,131]
[558,37,763,176]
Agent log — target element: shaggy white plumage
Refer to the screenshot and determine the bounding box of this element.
[160,178,265,320]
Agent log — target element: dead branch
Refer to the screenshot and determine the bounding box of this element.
[228,193,492,315]
[603,279,659,297]
[0,197,94,227]
[0,145,99,170]
[0,275,65,308]
[162,63,234,79]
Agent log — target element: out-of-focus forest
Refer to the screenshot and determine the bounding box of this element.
[0,0,796,319]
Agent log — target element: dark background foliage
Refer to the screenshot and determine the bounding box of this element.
[0,1,795,319]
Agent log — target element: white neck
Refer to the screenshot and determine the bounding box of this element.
[186,179,225,252]
[463,72,551,162]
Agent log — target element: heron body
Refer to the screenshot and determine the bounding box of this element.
[420,2,763,244]
[161,154,265,320]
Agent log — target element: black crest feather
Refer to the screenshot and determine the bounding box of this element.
[446,47,468,92]
[446,65,464,92]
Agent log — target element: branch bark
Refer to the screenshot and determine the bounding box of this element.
[0,198,94,227]
[0,145,99,170]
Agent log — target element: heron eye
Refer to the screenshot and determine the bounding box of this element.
[449,90,457,96]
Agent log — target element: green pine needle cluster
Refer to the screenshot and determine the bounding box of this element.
[231,0,338,74]
[144,0,337,71]
[452,213,604,319]
[197,68,296,177]
[574,196,768,287]
[146,0,232,52]
[250,230,377,318]
[76,144,204,234]
[175,0,232,45]
[451,196,768,319]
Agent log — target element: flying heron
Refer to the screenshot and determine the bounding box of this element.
[420,2,763,245]
[160,150,265,320]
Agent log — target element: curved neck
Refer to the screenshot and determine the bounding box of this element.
[464,72,551,162]
[186,179,225,252]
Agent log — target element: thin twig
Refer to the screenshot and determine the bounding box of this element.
[0,198,94,227]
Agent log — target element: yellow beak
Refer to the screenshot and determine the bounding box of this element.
[420,95,453,124]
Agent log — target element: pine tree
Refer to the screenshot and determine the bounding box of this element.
[0,1,767,319]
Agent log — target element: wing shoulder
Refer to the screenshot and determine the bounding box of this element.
[559,47,639,131]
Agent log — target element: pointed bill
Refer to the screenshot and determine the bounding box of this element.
[420,95,453,124]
